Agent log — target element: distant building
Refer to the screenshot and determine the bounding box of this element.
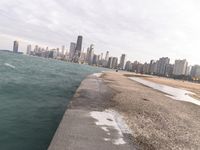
[79,52,87,64]
[26,45,32,55]
[105,51,109,62]
[149,60,156,74]
[92,54,100,66]
[69,42,76,61]
[143,63,149,74]
[87,44,94,65]
[132,61,139,72]
[156,57,170,76]
[13,41,19,53]
[125,61,132,71]
[112,57,118,69]
[191,65,200,78]
[34,45,39,53]
[102,51,109,67]
[165,64,174,77]
[185,65,192,76]
[61,45,65,56]
[136,63,144,73]
[119,54,126,70]
[173,59,188,76]
[100,53,103,61]
[73,35,83,62]
[56,48,60,58]
[107,57,113,69]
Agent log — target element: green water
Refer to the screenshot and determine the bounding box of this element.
[0,51,105,150]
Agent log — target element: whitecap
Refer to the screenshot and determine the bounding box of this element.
[4,63,16,69]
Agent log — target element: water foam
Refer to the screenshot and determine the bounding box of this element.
[4,63,16,69]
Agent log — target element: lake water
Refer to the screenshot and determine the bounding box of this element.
[0,51,105,150]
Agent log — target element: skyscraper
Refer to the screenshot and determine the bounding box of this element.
[191,65,200,78]
[69,42,76,61]
[105,51,109,61]
[100,53,103,61]
[26,44,32,55]
[185,65,192,76]
[87,44,94,65]
[13,41,19,53]
[173,59,188,76]
[156,57,170,76]
[107,57,113,69]
[112,57,118,69]
[34,45,39,53]
[73,35,83,62]
[119,54,126,70]
[149,60,156,74]
[125,61,132,71]
[61,45,65,55]
[92,54,98,65]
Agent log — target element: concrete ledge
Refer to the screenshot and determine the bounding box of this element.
[48,74,135,150]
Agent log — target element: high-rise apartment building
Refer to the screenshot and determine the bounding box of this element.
[125,61,132,71]
[119,54,126,70]
[143,63,149,74]
[165,64,174,76]
[13,41,19,53]
[149,60,156,74]
[173,59,188,75]
[191,65,200,78]
[156,57,170,76]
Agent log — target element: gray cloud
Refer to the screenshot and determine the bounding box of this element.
[0,0,199,65]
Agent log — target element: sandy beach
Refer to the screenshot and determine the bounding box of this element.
[102,71,200,150]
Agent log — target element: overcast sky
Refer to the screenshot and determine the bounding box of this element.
[0,0,200,65]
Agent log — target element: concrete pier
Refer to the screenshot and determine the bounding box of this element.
[48,74,135,150]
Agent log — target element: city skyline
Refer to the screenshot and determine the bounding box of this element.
[0,0,200,65]
[3,36,200,80]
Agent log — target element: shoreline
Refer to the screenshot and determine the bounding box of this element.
[48,71,200,149]
[103,72,200,149]
[48,72,135,150]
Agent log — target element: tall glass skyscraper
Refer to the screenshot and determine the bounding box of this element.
[75,35,83,55]
[13,41,19,53]
[73,35,83,62]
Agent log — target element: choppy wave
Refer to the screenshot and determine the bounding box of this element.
[0,51,105,150]
[4,63,16,69]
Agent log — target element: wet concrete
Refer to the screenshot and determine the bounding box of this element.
[48,74,136,150]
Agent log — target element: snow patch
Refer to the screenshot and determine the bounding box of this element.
[90,109,132,145]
